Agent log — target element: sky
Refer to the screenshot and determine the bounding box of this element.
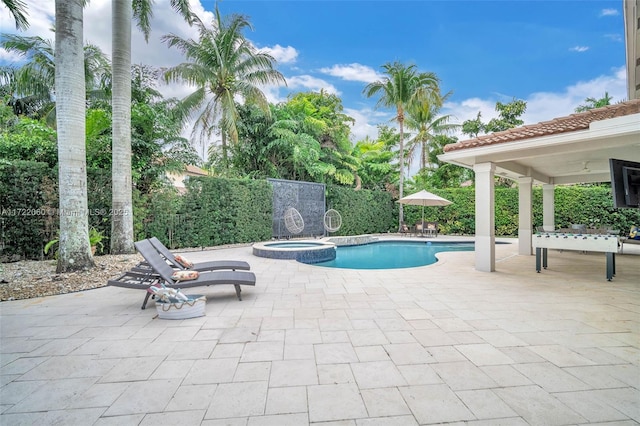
[0,0,628,165]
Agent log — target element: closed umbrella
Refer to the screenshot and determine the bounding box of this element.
[397,190,453,233]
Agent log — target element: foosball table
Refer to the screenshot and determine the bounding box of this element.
[532,232,619,281]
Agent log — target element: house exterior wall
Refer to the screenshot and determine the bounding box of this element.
[624,0,640,100]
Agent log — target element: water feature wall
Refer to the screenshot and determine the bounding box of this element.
[267,178,326,239]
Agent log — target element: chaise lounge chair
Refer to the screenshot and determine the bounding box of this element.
[108,240,256,309]
[148,237,251,272]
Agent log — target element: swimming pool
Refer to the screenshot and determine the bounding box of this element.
[312,240,474,269]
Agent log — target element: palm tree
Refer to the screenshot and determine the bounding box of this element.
[363,62,440,229]
[162,5,286,167]
[2,0,29,30]
[405,91,459,173]
[109,0,194,254]
[110,0,135,253]
[0,33,109,121]
[54,0,94,272]
[575,92,613,112]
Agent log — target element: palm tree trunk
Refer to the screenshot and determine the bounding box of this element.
[111,0,135,254]
[398,113,404,230]
[54,0,95,272]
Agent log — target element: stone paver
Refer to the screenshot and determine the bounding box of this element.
[2,236,639,425]
[307,383,367,422]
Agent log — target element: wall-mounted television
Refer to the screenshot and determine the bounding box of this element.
[610,158,640,209]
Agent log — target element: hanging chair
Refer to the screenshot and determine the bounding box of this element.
[323,209,342,234]
[284,207,304,235]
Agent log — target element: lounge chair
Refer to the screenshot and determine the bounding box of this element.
[108,240,256,309]
[148,237,251,272]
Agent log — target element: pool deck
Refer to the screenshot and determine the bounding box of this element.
[1,235,639,425]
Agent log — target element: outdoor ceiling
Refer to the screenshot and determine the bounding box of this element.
[439,103,640,186]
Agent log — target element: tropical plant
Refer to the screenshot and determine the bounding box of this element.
[575,92,613,112]
[1,0,29,31]
[162,5,286,166]
[44,227,105,257]
[54,0,95,272]
[363,61,440,228]
[405,91,459,173]
[89,227,105,253]
[484,99,526,133]
[351,125,398,191]
[281,91,358,185]
[462,99,527,138]
[0,32,110,122]
[0,114,57,166]
[421,134,473,189]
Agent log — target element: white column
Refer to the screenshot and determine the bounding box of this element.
[543,184,555,231]
[474,162,495,272]
[518,177,533,255]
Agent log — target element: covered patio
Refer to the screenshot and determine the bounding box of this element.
[439,99,640,272]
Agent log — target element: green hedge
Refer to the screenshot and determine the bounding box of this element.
[165,177,273,248]
[403,186,640,236]
[0,161,56,260]
[326,184,396,235]
[3,165,640,261]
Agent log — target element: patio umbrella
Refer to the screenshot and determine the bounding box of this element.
[397,189,453,227]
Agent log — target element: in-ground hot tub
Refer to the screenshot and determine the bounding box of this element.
[252,240,336,263]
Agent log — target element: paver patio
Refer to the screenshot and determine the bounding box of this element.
[1,236,639,425]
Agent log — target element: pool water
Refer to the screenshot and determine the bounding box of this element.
[312,241,474,269]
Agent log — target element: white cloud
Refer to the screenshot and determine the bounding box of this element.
[0,2,54,40]
[0,2,55,66]
[600,8,619,17]
[0,48,23,64]
[604,33,623,42]
[523,66,627,124]
[320,63,382,83]
[259,44,298,64]
[344,107,392,143]
[285,75,340,95]
[569,46,589,52]
[0,0,210,68]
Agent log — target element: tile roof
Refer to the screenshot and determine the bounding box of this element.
[443,98,640,153]
[185,165,208,176]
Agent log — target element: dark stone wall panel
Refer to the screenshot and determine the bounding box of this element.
[268,178,326,238]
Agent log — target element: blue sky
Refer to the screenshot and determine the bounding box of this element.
[216,0,624,102]
[1,0,628,154]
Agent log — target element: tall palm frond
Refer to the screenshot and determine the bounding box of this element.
[406,91,459,172]
[1,33,109,120]
[132,0,194,41]
[162,5,286,166]
[2,0,29,30]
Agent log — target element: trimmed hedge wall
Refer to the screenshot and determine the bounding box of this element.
[0,161,56,260]
[2,163,640,261]
[0,162,116,261]
[166,177,273,248]
[402,186,640,236]
[325,184,396,235]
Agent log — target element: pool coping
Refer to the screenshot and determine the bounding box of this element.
[252,240,337,262]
